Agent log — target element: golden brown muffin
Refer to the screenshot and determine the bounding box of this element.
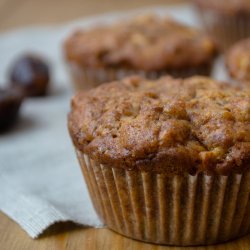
[64,15,217,90]
[193,0,250,50]
[68,76,250,246]
[69,76,250,175]
[226,38,250,84]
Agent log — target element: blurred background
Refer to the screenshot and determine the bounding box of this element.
[0,0,186,31]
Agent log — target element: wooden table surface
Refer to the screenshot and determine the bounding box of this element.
[0,0,185,31]
[1,212,250,250]
[0,0,250,249]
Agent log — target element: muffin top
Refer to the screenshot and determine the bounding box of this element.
[69,76,250,175]
[64,15,216,71]
[226,38,250,83]
[194,0,250,14]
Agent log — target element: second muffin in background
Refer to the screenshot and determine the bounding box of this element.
[64,15,217,90]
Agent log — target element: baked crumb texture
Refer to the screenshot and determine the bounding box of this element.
[64,15,216,90]
[70,76,250,245]
[69,76,250,175]
[64,15,216,71]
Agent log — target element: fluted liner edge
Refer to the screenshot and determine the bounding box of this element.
[196,7,250,50]
[68,62,212,91]
[77,151,250,246]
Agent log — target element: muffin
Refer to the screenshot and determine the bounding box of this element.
[64,15,217,90]
[68,75,250,246]
[226,38,250,84]
[193,0,250,50]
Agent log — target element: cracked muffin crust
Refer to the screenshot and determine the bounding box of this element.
[64,15,217,90]
[226,38,250,83]
[64,15,216,71]
[68,76,250,175]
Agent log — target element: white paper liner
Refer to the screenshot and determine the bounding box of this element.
[196,7,250,50]
[68,62,212,90]
[76,151,250,246]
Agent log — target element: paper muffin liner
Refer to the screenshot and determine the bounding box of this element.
[68,62,212,91]
[76,151,250,246]
[196,7,250,51]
